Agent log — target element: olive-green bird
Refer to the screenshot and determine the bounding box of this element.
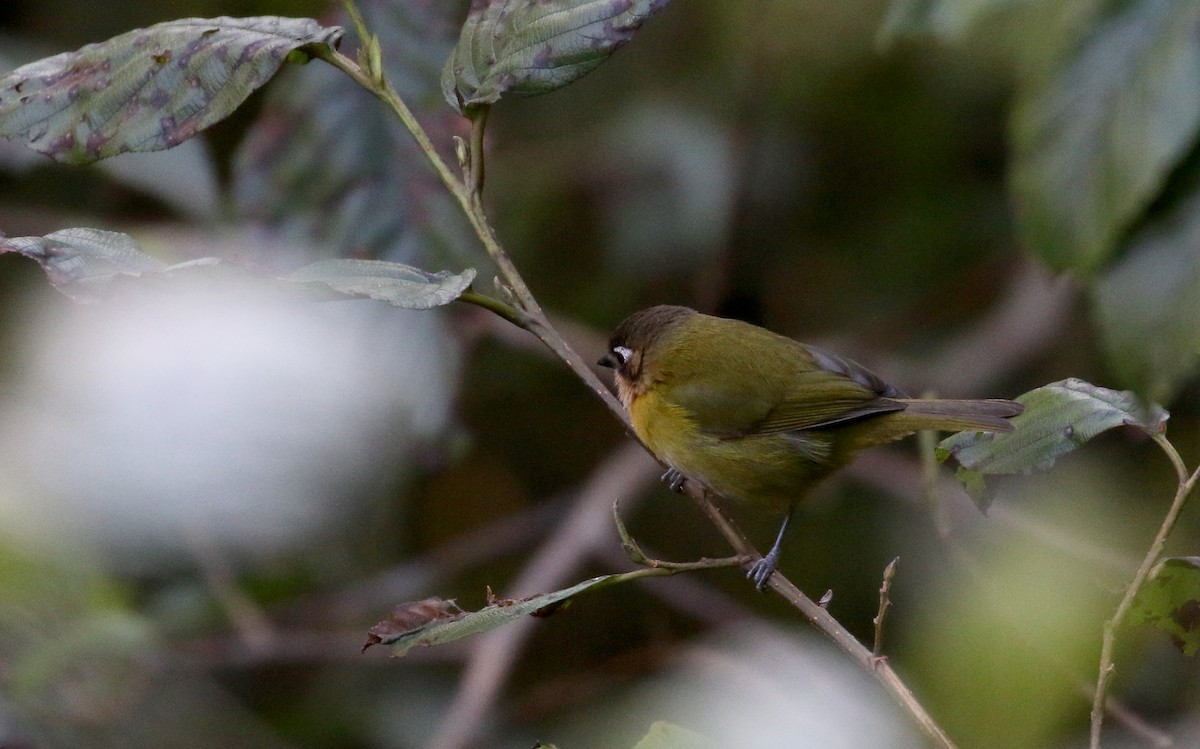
[598,305,1023,590]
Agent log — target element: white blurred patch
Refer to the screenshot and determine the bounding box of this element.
[0,279,459,568]
[647,626,921,749]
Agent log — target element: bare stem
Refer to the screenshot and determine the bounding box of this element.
[1090,433,1200,748]
[767,560,958,748]
[874,557,899,660]
[314,44,628,424]
[614,500,747,571]
[457,290,531,329]
[467,105,489,198]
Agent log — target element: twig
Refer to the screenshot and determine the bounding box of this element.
[614,500,747,572]
[873,557,899,660]
[591,542,757,627]
[918,423,952,539]
[1076,680,1174,749]
[313,40,627,426]
[677,481,957,748]
[850,450,1138,576]
[319,16,961,748]
[1090,434,1200,748]
[764,565,958,748]
[467,105,489,198]
[852,448,1176,743]
[457,289,531,330]
[426,443,660,749]
[187,532,274,653]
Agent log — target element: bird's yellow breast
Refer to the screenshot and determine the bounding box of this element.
[628,387,836,514]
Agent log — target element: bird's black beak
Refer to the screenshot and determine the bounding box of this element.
[597,353,615,369]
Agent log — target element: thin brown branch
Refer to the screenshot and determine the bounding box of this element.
[187,533,274,653]
[850,449,1175,743]
[314,44,630,428]
[320,26,962,749]
[425,442,661,749]
[467,105,489,197]
[873,557,899,660]
[1091,434,1200,748]
[765,569,958,748]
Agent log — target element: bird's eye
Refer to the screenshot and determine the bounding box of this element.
[611,346,632,366]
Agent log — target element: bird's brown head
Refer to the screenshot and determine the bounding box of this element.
[598,305,697,408]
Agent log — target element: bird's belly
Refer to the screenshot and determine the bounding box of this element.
[631,393,835,513]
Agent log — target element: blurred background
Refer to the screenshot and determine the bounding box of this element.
[0,0,1198,747]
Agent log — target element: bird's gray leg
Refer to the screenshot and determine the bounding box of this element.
[661,467,687,493]
[747,507,794,591]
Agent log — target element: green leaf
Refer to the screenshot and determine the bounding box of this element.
[1092,158,1200,405]
[2,228,475,309]
[0,17,343,164]
[365,573,636,656]
[1009,0,1200,273]
[1130,557,1200,656]
[876,0,1027,45]
[234,2,463,262]
[0,228,167,302]
[937,378,1168,510]
[632,722,722,749]
[287,259,476,310]
[442,0,672,112]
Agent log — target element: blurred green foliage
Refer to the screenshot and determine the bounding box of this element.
[1,1,1199,748]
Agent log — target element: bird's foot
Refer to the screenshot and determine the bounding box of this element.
[747,550,779,592]
[661,468,686,493]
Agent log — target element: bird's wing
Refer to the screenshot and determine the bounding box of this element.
[744,344,909,435]
[670,337,908,438]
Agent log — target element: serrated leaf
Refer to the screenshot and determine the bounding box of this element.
[632,722,721,749]
[442,0,672,112]
[0,17,343,164]
[0,228,167,302]
[1130,557,1200,656]
[234,1,465,264]
[938,379,1168,509]
[1092,158,1200,405]
[288,259,476,310]
[2,228,476,310]
[366,573,632,656]
[1010,0,1200,273]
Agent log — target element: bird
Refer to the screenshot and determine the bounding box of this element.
[597,305,1023,590]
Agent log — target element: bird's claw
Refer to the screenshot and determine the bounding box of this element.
[747,550,778,592]
[661,468,686,493]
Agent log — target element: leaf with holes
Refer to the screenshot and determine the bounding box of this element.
[1131,557,1200,656]
[3,228,476,310]
[364,573,639,656]
[442,0,672,112]
[937,378,1168,511]
[0,228,168,302]
[0,16,342,164]
[234,1,463,262]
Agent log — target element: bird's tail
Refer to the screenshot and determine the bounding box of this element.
[895,398,1024,434]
